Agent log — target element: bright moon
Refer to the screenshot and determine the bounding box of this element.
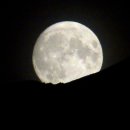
[32,21,103,84]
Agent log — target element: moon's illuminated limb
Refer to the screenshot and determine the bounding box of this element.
[32,21,103,84]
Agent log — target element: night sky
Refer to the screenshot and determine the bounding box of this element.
[2,0,130,82]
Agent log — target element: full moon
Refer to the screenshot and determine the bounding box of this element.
[32,21,103,84]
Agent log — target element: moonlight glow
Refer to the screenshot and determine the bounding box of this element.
[32,21,103,84]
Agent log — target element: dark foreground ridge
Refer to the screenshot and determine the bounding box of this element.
[1,57,130,98]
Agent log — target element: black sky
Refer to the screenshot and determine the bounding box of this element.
[1,0,130,82]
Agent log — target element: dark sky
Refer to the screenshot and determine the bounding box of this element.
[1,0,130,82]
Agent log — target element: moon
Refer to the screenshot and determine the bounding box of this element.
[32,21,103,84]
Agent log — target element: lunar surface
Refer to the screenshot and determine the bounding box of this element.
[32,21,103,84]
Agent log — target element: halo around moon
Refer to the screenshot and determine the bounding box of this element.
[32,21,103,84]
